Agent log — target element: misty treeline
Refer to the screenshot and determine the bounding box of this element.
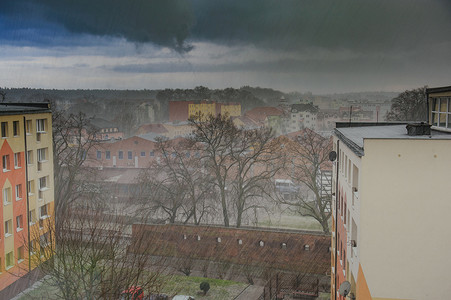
[133,112,332,231]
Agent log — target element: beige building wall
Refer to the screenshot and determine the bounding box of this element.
[360,138,451,300]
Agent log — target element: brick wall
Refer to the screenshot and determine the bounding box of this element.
[130,224,330,275]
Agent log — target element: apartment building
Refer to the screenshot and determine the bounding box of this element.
[286,103,319,132]
[169,100,241,122]
[0,103,54,297]
[330,86,451,300]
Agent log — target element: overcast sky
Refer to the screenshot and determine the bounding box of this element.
[1,0,450,94]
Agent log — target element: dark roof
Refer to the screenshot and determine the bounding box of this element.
[0,102,51,115]
[291,103,319,113]
[426,86,451,95]
[90,118,118,129]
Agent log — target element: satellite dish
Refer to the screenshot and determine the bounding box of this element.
[329,151,337,161]
[338,281,351,297]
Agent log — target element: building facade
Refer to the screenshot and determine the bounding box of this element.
[0,103,54,296]
[331,86,451,300]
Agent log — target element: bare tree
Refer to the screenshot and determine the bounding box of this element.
[23,196,167,300]
[188,113,239,227]
[136,138,214,224]
[385,86,427,121]
[277,130,332,233]
[228,128,285,227]
[52,109,100,220]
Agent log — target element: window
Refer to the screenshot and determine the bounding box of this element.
[216,237,221,243]
[128,151,132,160]
[259,240,265,247]
[40,232,50,249]
[30,240,36,254]
[1,122,8,138]
[15,184,22,200]
[39,204,49,219]
[6,252,13,269]
[3,187,11,205]
[118,151,123,159]
[149,151,154,157]
[14,152,21,168]
[197,235,201,241]
[28,180,35,195]
[36,119,46,132]
[17,246,24,262]
[26,120,32,134]
[16,215,23,231]
[141,151,145,157]
[106,151,111,159]
[5,219,12,236]
[27,150,33,164]
[431,97,451,129]
[29,209,36,224]
[304,244,310,251]
[97,150,102,159]
[37,148,47,162]
[2,154,10,171]
[237,239,243,245]
[281,242,287,249]
[13,121,19,136]
[39,176,48,190]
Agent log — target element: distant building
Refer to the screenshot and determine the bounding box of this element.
[331,85,451,300]
[0,103,54,298]
[169,100,241,122]
[90,118,123,141]
[136,122,193,139]
[244,106,285,132]
[286,103,319,132]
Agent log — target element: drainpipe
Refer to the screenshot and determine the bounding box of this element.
[334,140,340,300]
[23,117,32,275]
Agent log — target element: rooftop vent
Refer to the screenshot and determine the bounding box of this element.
[406,122,431,136]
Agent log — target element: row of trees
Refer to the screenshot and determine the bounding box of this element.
[135,112,332,231]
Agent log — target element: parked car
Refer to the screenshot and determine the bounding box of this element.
[172,296,195,300]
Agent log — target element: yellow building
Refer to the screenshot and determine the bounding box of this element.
[219,102,241,117]
[331,86,451,300]
[188,101,216,120]
[0,103,54,298]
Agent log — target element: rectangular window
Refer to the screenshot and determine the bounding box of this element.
[3,188,11,205]
[5,219,12,235]
[28,180,35,195]
[27,150,33,164]
[13,121,19,136]
[128,151,132,160]
[36,119,46,133]
[26,120,32,134]
[97,150,102,159]
[6,252,13,268]
[30,240,36,254]
[39,176,48,190]
[17,246,24,262]
[106,151,111,159]
[16,215,23,231]
[149,151,154,157]
[141,151,145,157]
[15,184,22,200]
[39,204,48,219]
[37,148,47,162]
[2,154,10,171]
[118,151,123,159]
[14,153,21,168]
[29,209,36,224]
[1,122,8,138]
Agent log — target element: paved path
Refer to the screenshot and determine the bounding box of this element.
[234,285,264,300]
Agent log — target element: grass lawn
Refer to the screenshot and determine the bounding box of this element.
[258,212,324,231]
[161,275,249,300]
[16,274,248,300]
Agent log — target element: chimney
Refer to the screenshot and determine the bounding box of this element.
[406,122,431,136]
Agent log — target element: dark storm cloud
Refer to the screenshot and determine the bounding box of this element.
[190,0,451,53]
[0,0,195,52]
[1,0,450,54]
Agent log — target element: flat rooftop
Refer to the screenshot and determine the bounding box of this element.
[0,103,51,115]
[335,124,451,156]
